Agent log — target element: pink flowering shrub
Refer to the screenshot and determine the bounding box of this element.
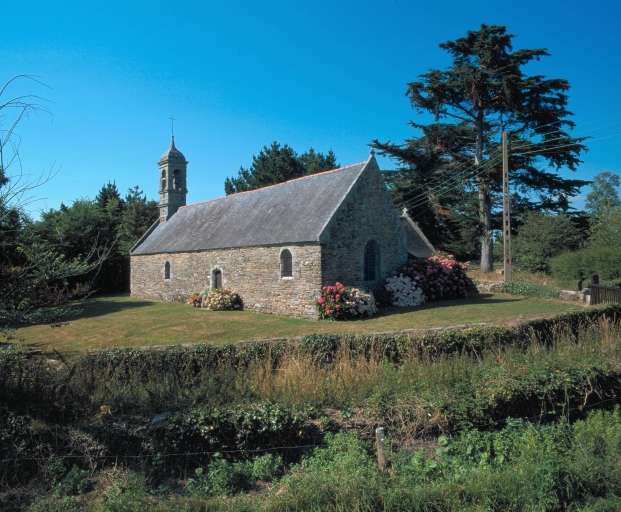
[203,288,243,311]
[187,293,203,307]
[315,282,377,320]
[390,252,472,303]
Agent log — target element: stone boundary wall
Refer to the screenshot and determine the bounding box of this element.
[130,243,323,319]
[475,280,586,302]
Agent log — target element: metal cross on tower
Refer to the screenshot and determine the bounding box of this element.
[169,115,177,136]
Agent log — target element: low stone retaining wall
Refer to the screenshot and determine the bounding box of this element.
[475,280,586,302]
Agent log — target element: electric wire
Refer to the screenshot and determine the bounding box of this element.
[389,111,621,209]
[393,119,621,215]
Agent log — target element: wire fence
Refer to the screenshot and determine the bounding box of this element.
[2,396,619,464]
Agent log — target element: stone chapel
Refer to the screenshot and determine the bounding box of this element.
[130,138,435,319]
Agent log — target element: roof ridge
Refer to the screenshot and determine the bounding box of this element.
[180,161,368,209]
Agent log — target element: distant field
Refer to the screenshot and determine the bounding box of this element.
[10,293,583,355]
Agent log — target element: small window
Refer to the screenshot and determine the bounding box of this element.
[164,261,171,280]
[161,170,166,178]
[281,249,293,278]
[364,241,379,281]
[212,269,222,289]
[161,179,166,190]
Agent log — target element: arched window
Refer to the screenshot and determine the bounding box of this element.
[212,269,222,289]
[164,261,171,280]
[173,169,180,190]
[280,249,293,277]
[364,241,380,282]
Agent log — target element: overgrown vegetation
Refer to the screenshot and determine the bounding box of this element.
[501,279,561,299]
[3,307,621,509]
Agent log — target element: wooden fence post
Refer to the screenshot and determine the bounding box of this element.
[376,427,386,473]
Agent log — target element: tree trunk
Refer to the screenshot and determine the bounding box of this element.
[475,115,493,272]
[478,183,493,272]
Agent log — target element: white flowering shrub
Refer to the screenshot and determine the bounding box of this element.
[385,274,425,307]
[346,287,378,317]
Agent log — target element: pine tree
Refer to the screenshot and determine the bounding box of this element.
[224,142,338,194]
[373,24,588,271]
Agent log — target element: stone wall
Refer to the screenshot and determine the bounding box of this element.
[131,243,322,319]
[320,157,408,289]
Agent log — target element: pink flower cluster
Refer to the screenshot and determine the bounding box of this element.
[393,251,472,303]
[315,282,377,320]
[187,293,203,307]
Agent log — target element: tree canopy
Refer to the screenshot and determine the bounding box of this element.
[373,24,588,268]
[224,142,338,194]
[585,171,620,217]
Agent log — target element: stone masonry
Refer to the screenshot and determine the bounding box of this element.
[320,156,408,287]
[131,243,323,319]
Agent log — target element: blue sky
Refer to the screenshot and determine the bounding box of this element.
[2,0,620,216]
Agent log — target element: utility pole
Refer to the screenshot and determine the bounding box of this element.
[502,131,512,282]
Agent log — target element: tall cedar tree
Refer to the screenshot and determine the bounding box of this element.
[224,142,338,194]
[373,24,588,271]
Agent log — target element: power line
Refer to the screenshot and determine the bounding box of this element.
[390,112,621,214]
[394,125,621,215]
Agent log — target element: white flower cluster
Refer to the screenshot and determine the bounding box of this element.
[346,287,378,317]
[385,274,425,307]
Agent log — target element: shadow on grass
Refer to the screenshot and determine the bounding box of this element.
[350,293,525,323]
[70,294,157,320]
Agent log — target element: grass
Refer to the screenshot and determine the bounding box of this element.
[12,293,582,354]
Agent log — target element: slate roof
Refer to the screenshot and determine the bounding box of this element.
[131,161,369,255]
[400,214,436,258]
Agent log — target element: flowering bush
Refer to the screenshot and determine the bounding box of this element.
[385,275,425,307]
[187,293,203,307]
[203,288,243,311]
[389,252,472,304]
[346,288,378,317]
[315,282,377,320]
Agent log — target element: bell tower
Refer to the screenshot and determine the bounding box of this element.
[158,135,188,222]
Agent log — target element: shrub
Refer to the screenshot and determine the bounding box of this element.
[501,280,560,299]
[187,292,203,307]
[203,288,243,311]
[512,211,584,273]
[347,288,378,317]
[53,465,89,498]
[551,247,621,288]
[389,252,471,303]
[315,283,377,320]
[385,274,425,307]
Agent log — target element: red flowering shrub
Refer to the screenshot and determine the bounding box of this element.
[392,252,472,302]
[315,282,377,320]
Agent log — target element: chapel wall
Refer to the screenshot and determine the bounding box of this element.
[320,158,408,289]
[130,243,322,319]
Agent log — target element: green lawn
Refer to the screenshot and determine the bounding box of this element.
[11,293,583,355]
